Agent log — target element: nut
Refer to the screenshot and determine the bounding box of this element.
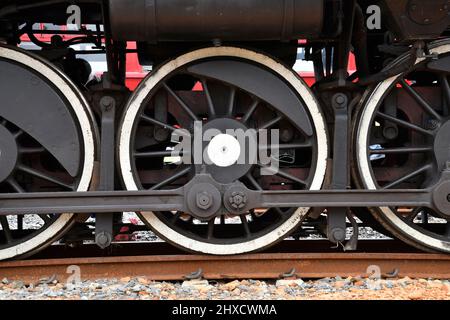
[229,191,247,209]
[196,191,212,210]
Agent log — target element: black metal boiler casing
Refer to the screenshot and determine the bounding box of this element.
[108,0,324,42]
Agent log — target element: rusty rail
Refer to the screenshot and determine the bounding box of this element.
[1,241,450,282]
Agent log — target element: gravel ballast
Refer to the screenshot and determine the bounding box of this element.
[1,277,450,300]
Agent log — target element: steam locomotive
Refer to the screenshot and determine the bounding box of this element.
[1,0,450,260]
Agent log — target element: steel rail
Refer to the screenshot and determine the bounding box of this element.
[1,247,450,282]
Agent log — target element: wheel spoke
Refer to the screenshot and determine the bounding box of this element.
[258,164,307,186]
[246,173,262,190]
[7,178,25,193]
[259,142,313,151]
[201,79,216,118]
[402,207,421,223]
[246,173,293,216]
[240,215,251,237]
[150,166,191,190]
[134,150,186,158]
[162,82,199,121]
[400,79,442,121]
[207,219,215,239]
[369,146,432,154]
[376,112,434,136]
[16,164,74,190]
[260,114,283,130]
[17,215,23,231]
[39,215,52,223]
[420,211,429,225]
[0,216,13,243]
[171,211,182,224]
[227,87,236,117]
[242,99,259,123]
[140,114,180,133]
[382,165,431,189]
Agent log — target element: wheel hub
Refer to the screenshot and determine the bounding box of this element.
[207,134,241,167]
[202,118,256,184]
[0,125,18,183]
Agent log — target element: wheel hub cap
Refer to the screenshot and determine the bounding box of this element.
[207,134,241,167]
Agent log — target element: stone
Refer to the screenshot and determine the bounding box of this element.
[428,281,444,290]
[132,284,143,292]
[443,284,450,293]
[89,283,101,290]
[354,280,365,287]
[222,280,240,291]
[137,277,149,285]
[419,279,428,283]
[232,288,241,296]
[408,291,424,300]
[275,279,305,288]
[120,277,131,283]
[181,279,209,288]
[12,281,24,289]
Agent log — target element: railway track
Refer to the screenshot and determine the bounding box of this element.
[2,240,450,283]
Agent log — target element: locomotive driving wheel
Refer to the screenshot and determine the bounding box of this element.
[0,45,96,260]
[119,46,328,254]
[354,39,450,253]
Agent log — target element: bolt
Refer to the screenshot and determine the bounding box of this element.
[428,119,440,130]
[95,232,111,249]
[331,228,345,242]
[100,96,115,110]
[196,191,212,210]
[383,126,398,140]
[229,191,247,210]
[335,95,346,105]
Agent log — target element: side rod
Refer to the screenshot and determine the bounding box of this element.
[0,189,432,215]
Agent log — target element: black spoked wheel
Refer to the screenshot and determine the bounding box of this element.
[119,47,328,254]
[355,39,450,253]
[0,45,96,260]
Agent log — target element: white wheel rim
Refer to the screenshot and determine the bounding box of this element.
[119,46,328,255]
[0,46,95,260]
[356,42,450,252]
